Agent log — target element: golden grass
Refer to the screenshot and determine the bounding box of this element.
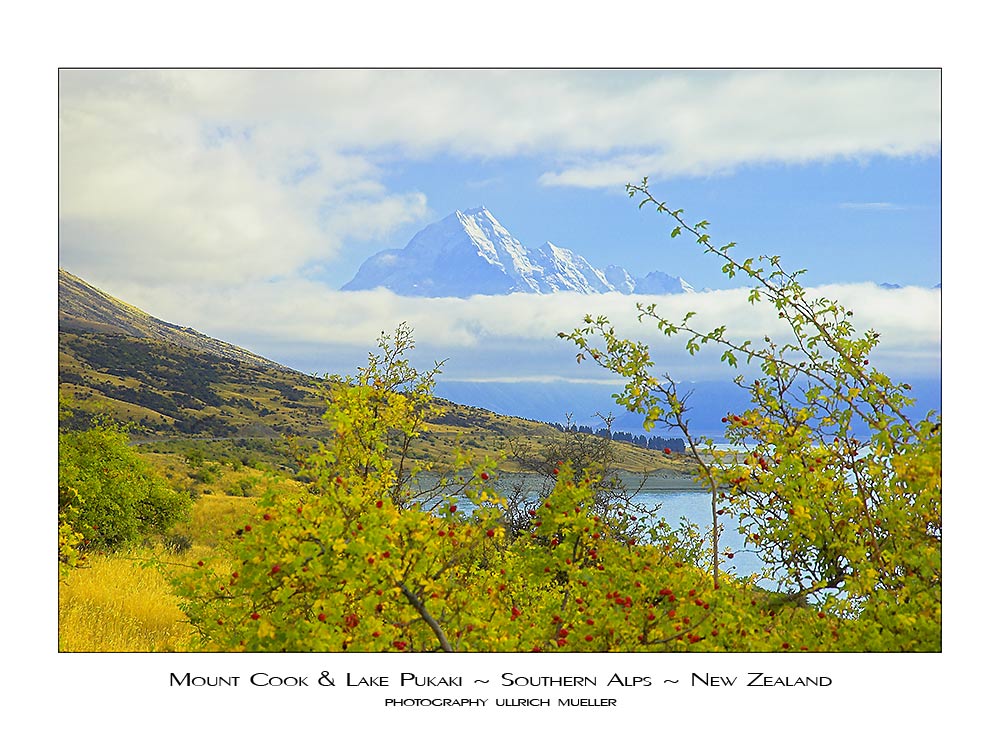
[59,550,198,652]
[174,492,259,547]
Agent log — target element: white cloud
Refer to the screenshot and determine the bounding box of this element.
[58,70,432,286]
[109,280,940,383]
[539,70,941,186]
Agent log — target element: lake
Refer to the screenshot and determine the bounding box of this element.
[633,489,767,581]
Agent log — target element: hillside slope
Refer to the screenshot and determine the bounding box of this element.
[59,269,288,371]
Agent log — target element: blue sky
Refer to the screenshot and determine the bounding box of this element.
[58,69,942,385]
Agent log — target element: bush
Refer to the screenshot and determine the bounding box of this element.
[59,421,191,553]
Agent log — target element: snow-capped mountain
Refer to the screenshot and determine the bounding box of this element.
[342,207,692,297]
[602,264,637,293]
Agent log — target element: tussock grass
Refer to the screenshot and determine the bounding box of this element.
[59,550,198,652]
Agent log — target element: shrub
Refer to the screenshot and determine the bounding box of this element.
[59,421,191,553]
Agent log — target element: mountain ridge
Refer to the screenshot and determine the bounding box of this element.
[59,269,290,372]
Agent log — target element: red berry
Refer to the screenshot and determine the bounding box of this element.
[486,529,495,538]
[480,472,489,480]
[262,513,271,521]
[318,613,326,622]
[663,447,671,454]
[250,612,260,620]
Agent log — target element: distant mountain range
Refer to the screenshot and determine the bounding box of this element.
[435,377,942,441]
[342,207,694,297]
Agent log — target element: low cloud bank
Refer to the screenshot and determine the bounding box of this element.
[111,281,941,383]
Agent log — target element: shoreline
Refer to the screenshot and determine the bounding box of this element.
[492,469,703,493]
